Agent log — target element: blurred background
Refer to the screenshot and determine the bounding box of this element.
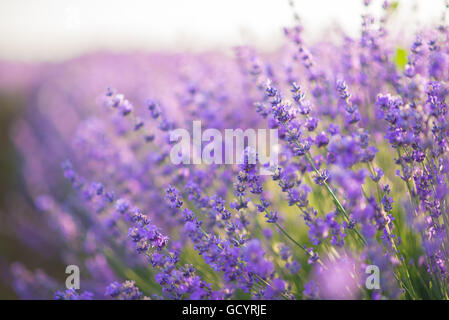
[0,0,445,299]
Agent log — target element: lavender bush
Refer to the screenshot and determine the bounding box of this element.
[2,1,449,300]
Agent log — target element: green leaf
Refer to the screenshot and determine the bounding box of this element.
[394,47,408,70]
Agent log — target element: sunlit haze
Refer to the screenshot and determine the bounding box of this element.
[0,0,445,61]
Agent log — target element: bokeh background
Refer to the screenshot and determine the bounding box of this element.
[0,0,444,299]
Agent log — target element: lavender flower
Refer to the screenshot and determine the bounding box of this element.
[3,0,449,301]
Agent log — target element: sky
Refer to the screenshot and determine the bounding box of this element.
[0,0,445,61]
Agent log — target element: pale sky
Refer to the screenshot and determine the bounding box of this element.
[0,0,445,61]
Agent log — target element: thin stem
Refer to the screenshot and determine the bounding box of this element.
[281,122,367,246]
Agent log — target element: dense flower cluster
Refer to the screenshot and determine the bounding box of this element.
[3,1,449,300]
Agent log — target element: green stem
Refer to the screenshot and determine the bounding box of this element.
[282,122,367,246]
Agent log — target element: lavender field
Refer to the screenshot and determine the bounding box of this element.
[0,0,448,300]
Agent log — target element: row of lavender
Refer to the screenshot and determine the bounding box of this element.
[5,1,449,299]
